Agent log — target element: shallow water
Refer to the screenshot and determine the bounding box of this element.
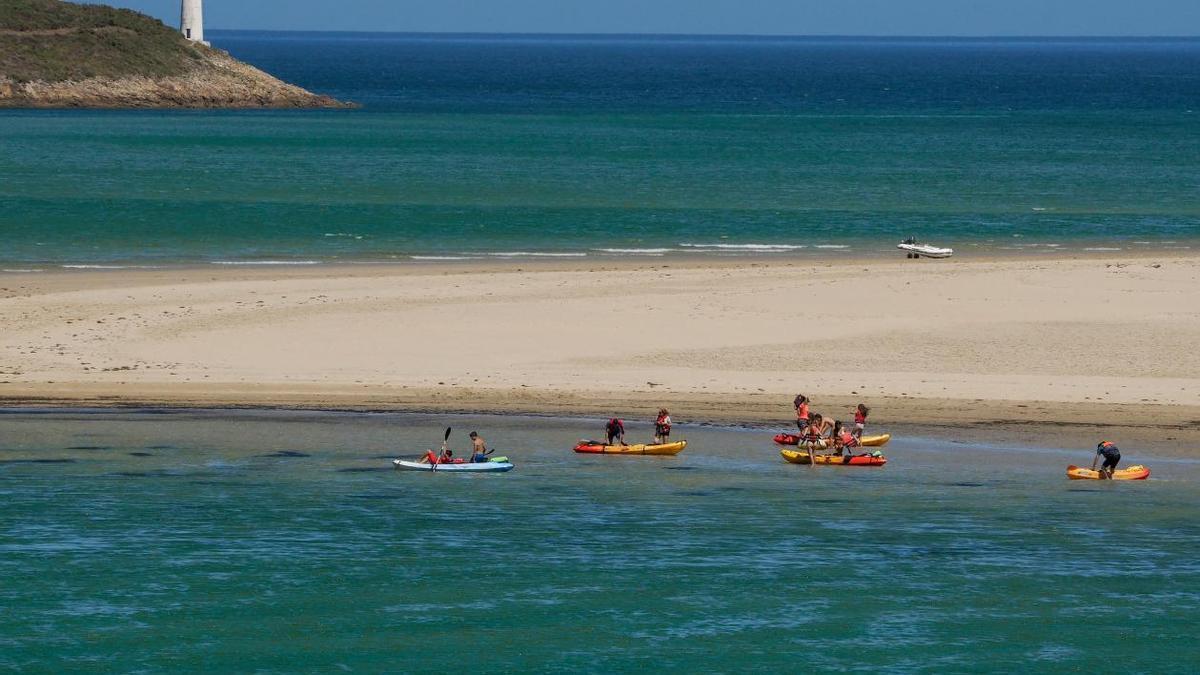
[1,410,1197,671]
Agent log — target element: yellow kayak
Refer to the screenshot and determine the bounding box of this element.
[1066,464,1150,480]
[774,433,889,447]
[781,449,887,466]
[574,440,687,455]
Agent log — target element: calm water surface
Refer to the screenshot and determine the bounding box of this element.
[1,35,1198,267]
[2,410,1197,671]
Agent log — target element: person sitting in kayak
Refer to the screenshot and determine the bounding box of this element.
[832,422,860,456]
[423,449,439,465]
[606,418,626,446]
[794,395,810,432]
[438,447,455,464]
[853,403,869,440]
[469,431,488,463]
[654,408,672,444]
[1092,441,1121,479]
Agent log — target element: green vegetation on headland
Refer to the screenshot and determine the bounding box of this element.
[0,0,350,108]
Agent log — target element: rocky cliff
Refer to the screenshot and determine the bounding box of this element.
[0,0,350,109]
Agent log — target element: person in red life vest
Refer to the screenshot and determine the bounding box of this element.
[438,447,455,464]
[654,408,672,444]
[794,394,810,432]
[853,403,870,439]
[832,421,860,456]
[804,413,830,452]
[605,418,626,446]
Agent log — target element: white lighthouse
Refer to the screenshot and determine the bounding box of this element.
[180,0,208,46]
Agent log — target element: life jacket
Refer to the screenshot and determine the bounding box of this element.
[840,431,858,447]
[656,414,671,433]
[607,419,623,434]
[797,402,809,420]
[854,410,866,425]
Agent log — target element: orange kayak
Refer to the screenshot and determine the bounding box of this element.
[1067,464,1150,480]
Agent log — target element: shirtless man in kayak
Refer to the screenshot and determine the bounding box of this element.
[469,431,488,463]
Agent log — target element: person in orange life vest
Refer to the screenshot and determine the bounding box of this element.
[804,413,830,452]
[853,403,870,439]
[654,408,672,444]
[832,421,860,456]
[794,394,810,432]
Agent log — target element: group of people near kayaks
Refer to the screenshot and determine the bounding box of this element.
[397,397,1149,479]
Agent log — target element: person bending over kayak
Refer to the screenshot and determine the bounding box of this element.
[469,431,488,463]
[853,403,870,440]
[606,418,627,446]
[794,395,810,432]
[832,422,860,456]
[654,408,672,444]
[1092,441,1121,479]
[803,414,830,451]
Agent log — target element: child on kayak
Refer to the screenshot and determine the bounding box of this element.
[794,395,810,432]
[606,418,626,446]
[1092,441,1121,479]
[853,404,869,439]
[654,409,672,444]
[804,413,829,451]
[832,421,860,456]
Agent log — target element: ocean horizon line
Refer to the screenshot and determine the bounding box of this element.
[205,30,1200,43]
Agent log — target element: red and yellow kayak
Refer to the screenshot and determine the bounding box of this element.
[1066,465,1150,480]
[573,440,687,456]
[774,433,890,447]
[781,449,887,466]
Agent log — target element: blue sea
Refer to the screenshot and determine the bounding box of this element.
[0,33,1197,266]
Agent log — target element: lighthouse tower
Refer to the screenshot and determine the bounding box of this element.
[180,0,208,46]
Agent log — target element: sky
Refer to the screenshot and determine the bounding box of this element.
[88,1,1200,36]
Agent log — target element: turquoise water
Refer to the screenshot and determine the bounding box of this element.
[1,35,1199,267]
[2,410,1198,671]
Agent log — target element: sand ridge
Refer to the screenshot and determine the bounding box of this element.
[2,254,1198,452]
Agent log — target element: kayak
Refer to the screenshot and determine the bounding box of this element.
[573,440,687,455]
[393,459,514,473]
[774,433,890,447]
[1066,464,1150,480]
[898,241,953,259]
[780,449,888,466]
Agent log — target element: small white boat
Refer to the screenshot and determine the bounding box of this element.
[393,459,514,473]
[898,238,953,259]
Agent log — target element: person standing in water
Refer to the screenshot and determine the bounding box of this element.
[1092,441,1121,479]
[469,431,488,463]
[852,403,869,440]
[794,395,810,433]
[654,408,672,444]
[605,418,626,446]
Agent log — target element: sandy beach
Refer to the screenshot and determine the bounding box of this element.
[2,253,1198,454]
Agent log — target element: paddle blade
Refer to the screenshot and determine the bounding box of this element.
[444,427,452,441]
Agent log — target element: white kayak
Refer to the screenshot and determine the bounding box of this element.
[393,459,514,473]
[898,241,953,258]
